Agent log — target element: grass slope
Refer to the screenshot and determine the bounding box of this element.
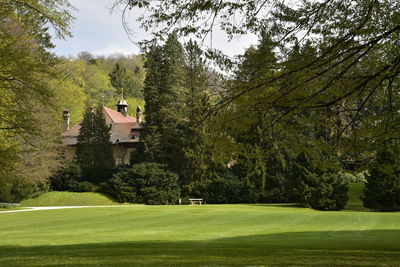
[1,204,399,266]
[20,191,118,207]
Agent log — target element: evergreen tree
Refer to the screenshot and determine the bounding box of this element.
[229,33,278,202]
[179,40,218,187]
[139,33,187,166]
[109,62,143,98]
[362,142,400,211]
[137,43,164,162]
[76,106,114,183]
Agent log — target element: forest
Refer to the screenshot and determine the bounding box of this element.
[1,0,399,211]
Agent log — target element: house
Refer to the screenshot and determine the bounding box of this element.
[61,98,142,165]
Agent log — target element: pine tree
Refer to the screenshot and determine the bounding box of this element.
[76,106,114,183]
[140,33,187,166]
[137,43,164,162]
[178,40,216,186]
[109,62,142,98]
[362,142,400,211]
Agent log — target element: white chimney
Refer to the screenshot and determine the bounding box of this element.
[136,106,142,124]
[62,110,70,131]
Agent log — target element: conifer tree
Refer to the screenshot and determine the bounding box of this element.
[76,106,114,183]
[139,33,187,166]
[178,40,216,186]
[109,62,142,98]
[362,142,400,211]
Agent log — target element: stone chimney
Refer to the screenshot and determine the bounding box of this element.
[136,106,142,123]
[62,109,70,131]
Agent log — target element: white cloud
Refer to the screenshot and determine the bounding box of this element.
[52,0,258,58]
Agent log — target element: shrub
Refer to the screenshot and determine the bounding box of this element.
[50,161,98,192]
[204,170,247,204]
[50,161,81,190]
[0,175,49,203]
[290,153,349,210]
[362,144,400,211]
[262,173,290,203]
[106,162,180,204]
[305,172,349,211]
[0,203,20,209]
[339,171,367,183]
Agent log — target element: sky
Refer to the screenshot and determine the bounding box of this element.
[52,0,259,58]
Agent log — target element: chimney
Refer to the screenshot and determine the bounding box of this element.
[136,106,142,124]
[62,110,70,131]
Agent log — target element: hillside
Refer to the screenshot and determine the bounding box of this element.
[20,192,119,207]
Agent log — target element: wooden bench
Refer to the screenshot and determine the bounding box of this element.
[188,198,203,205]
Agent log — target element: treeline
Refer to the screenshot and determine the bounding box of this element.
[2,1,399,211]
[0,0,145,202]
[101,33,398,211]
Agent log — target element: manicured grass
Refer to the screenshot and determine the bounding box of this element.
[1,204,399,266]
[20,191,118,206]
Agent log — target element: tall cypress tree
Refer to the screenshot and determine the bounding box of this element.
[139,33,187,166]
[136,43,164,162]
[178,40,215,185]
[76,106,114,183]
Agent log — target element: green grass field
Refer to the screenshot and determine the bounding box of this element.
[20,191,118,206]
[1,205,400,265]
[1,184,399,266]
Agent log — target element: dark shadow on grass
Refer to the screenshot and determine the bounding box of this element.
[1,230,400,266]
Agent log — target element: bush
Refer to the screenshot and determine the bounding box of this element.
[106,163,180,204]
[339,171,367,183]
[290,153,349,210]
[262,173,291,203]
[182,169,252,204]
[204,170,248,204]
[0,203,20,209]
[50,161,98,192]
[362,145,400,211]
[103,167,136,203]
[305,172,349,211]
[0,176,49,203]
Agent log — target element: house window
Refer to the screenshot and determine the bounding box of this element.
[115,158,122,166]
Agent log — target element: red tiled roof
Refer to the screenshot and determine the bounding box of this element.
[103,107,137,124]
[61,107,141,145]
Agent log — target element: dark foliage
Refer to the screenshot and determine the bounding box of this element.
[306,173,349,211]
[362,144,400,211]
[290,153,349,210]
[0,177,49,203]
[50,160,97,192]
[106,162,180,204]
[184,169,249,204]
[76,106,114,184]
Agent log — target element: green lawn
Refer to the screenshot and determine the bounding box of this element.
[1,204,400,266]
[20,191,118,206]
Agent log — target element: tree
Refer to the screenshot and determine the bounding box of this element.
[177,40,213,182]
[106,163,180,204]
[289,153,348,211]
[76,106,114,184]
[362,142,400,211]
[0,0,73,201]
[114,0,400,146]
[109,62,143,98]
[139,33,188,166]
